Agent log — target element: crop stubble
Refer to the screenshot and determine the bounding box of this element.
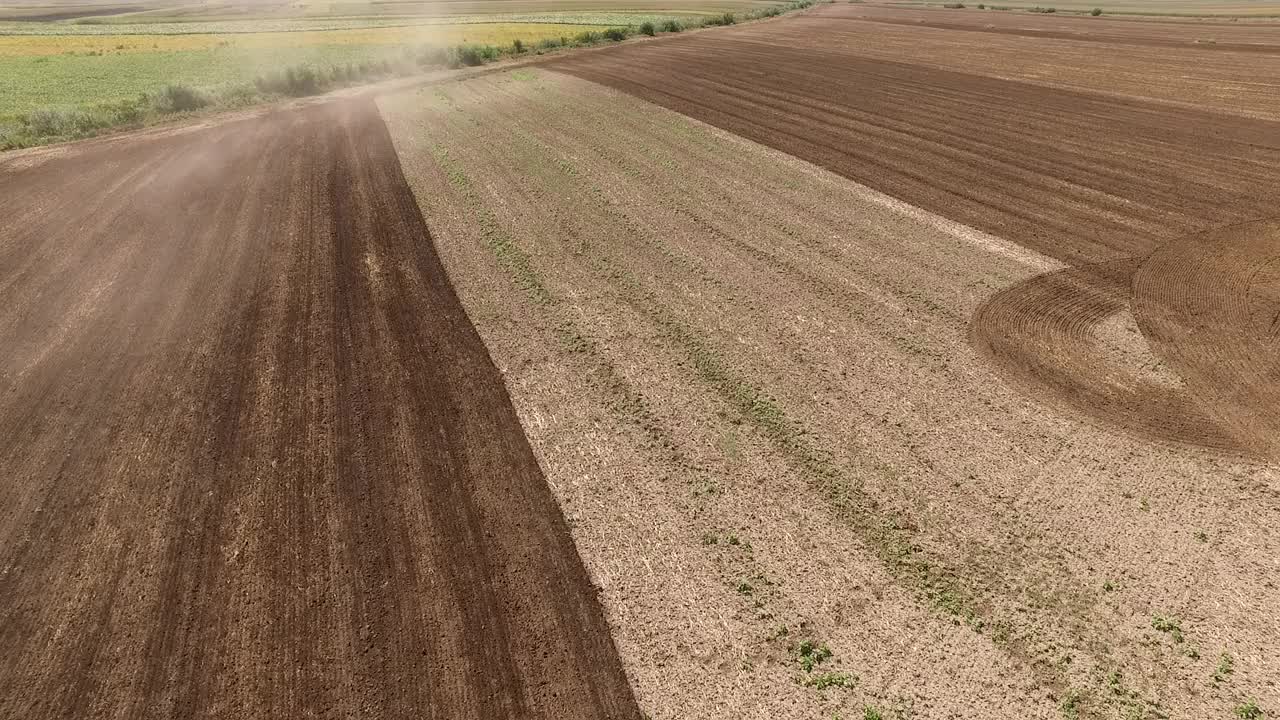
[0,100,639,719]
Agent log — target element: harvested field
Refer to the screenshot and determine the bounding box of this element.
[380,65,1279,719]
[0,99,638,719]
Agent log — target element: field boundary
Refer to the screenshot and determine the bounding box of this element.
[0,0,816,152]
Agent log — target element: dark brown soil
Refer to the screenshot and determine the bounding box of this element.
[0,99,640,720]
[837,4,1280,54]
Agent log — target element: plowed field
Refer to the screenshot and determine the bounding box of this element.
[0,100,639,720]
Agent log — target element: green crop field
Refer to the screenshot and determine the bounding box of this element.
[0,21,623,114]
[0,8,735,112]
[0,0,772,116]
[0,0,806,149]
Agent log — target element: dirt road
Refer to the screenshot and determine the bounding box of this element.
[0,100,639,719]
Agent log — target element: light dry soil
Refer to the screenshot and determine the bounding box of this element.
[379,70,1279,720]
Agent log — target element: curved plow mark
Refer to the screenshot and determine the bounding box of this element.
[1132,218,1280,458]
[974,218,1280,458]
[971,258,1245,454]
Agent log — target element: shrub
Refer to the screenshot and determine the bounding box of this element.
[0,122,25,150]
[1029,5,1056,11]
[21,106,121,138]
[535,37,563,50]
[102,98,144,124]
[639,20,656,35]
[573,29,603,44]
[255,65,324,96]
[660,18,682,32]
[602,27,628,41]
[288,65,323,94]
[152,84,209,113]
[26,108,72,136]
[454,44,499,67]
[943,2,965,7]
[977,2,986,7]
[512,38,525,53]
[69,108,105,133]
[217,83,260,107]
[1090,6,1102,13]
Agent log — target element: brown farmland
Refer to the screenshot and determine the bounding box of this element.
[0,100,639,719]
[550,1,1280,458]
[840,4,1280,54]
[381,61,1279,718]
[4,3,1280,720]
[379,5,1280,718]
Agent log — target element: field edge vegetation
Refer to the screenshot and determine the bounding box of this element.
[0,0,816,151]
